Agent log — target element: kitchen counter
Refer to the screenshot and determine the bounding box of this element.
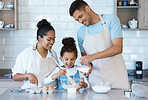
[0,88,147,100]
[0,76,13,81]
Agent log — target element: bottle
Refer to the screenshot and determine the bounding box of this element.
[135,61,143,79]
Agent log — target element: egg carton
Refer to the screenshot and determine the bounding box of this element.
[26,88,42,94]
[42,90,53,94]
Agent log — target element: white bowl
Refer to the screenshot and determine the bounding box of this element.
[67,88,77,93]
[92,85,111,93]
[76,67,90,73]
[60,78,80,90]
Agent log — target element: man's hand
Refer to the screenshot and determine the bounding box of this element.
[80,55,94,66]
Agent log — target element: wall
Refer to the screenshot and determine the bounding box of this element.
[0,0,148,70]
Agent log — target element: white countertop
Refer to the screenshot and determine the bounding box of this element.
[0,88,147,100]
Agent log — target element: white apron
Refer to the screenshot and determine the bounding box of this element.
[21,49,57,89]
[83,15,130,89]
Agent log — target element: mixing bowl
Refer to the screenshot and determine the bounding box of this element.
[91,82,111,94]
[60,78,81,90]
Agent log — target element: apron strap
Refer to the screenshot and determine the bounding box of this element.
[98,14,108,31]
[86,14,108,35]
[86,27,88,35]
[49,50,53,57]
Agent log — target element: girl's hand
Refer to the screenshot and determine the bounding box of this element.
[84,63,93,77]
[77,77,88,90]
[27,73,38,86]
[58,69,67,76]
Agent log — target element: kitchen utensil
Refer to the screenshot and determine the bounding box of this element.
[60,78,80,90]
[130,0,136,6]
[118,2,122,6]
[92,85,111,94]
[76,67,90,73]
[135,61,143,79]
[121,24,128,29]
[4,24,11,28]
[0,20,4,29]
[91,82,111,93]
[7,2,14,9]
[122,1,128,6]
[0,1,4,9]
[128,19,138,29]
[67,88,76,93]
[52,57,77,85]
[132,81,148,98]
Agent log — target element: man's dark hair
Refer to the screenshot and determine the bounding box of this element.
[69,0,88,16]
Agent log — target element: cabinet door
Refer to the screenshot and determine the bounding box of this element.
[139,0,148,29]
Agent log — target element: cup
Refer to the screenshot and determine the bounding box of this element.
[9,24,14,28]
[67,88,76,93]
[0,20,4,28]
[0,1,4,9]
[118,2,122,6]
[122,1,128,6]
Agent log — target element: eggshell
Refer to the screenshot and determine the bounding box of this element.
[43,86,49,90]
[48,85,53,90]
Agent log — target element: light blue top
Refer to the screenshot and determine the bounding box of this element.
[77,14,122,53]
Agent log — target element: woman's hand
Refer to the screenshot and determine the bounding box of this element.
[58,69,67,76]
[27,73,38,86]
[77,77,88,90]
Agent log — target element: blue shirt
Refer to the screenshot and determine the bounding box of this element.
[77,14,122,53]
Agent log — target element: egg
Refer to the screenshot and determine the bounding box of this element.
[43,86,49,90]
[48,85,53,90]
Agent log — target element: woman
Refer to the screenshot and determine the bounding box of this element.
[12,19,58,89]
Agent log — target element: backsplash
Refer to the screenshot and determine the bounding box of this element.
[0,0,148,70]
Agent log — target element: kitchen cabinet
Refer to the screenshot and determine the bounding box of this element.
[139,0,148,29]
[0,0,18,30]
[115,0,148,30]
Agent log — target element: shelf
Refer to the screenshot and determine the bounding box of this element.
[0,28,16,30]
[117,6,140,9]
[0,9,14,11]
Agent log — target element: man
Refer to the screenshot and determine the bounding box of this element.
[69,0,130,89]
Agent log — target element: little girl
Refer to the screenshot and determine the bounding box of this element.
[44,37,89,89]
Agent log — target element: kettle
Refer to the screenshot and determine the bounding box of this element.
[130,0,136,6]
[128,19,138,29]
[0,1,4,9]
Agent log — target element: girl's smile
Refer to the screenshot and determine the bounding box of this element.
[61,52,77,69]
